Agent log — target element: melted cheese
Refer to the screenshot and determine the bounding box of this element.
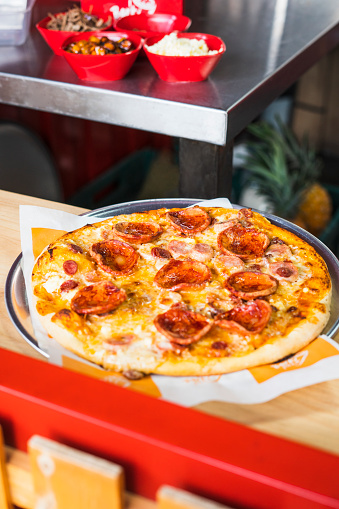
[43,275,65,294]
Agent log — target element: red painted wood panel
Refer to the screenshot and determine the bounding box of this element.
[0,348,338,509]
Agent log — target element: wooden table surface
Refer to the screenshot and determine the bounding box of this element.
[1,190,339,457]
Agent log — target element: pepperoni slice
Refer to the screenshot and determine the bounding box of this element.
[238,208,253,219]
[90,240,138,275]
[168,241,214,262]
[190,243,214,262]
[225,271,278,300]
[154,304,212,345]
[168,240,192,257]
[68,243,83,254]
[71,281,126,315]
[113,221,162,244]
[151,247,172,259]
[214,254,245,275]
[237,208,253,227]
[60,280,79,292]
[154,259,212,291]
[103,334,134,351]
[216,299,272,334]
[213,219,238,233]
[265,242,292,260]
[218,223,270,260]
[167,207,211,233]
[268,261,298,282]
[63,260,78,275]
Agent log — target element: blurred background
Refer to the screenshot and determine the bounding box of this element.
[0,0,338,256]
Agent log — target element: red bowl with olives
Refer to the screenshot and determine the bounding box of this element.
[61,31,143,81]
[36,7,112,56]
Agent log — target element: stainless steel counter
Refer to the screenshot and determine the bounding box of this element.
[0,0,339,198]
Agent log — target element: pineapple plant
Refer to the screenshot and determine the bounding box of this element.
[239,117,332,235]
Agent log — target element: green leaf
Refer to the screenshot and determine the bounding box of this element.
[239,115,323,219]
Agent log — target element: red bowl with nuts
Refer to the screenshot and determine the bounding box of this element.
[113,12,192,39]
[61,31,143,81]
[36,7,112,56]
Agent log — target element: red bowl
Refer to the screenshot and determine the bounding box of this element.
[143,32,226,83]
[61,31,143,81]
[113,12,192,39]
[36,12,112,56]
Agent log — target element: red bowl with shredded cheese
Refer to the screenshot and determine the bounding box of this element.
[143,32,226,82]
[36,12,112,56]
[61,31,143,81]
[113,13,192,39]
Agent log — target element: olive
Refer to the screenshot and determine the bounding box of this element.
[103,42,115,52]
[88,35,100,44]
[92,46,106,55]
[119,40,133,52]
[68,43,81,54]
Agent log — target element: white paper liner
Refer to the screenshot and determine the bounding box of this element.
[19,200,339,406]
[151,335,339,405]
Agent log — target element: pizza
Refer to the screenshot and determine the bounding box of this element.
[31,206,332,378]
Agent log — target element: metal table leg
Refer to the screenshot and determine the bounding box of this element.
[178,138,234,199]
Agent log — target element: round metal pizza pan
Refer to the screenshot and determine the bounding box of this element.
[5,198,339,358]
